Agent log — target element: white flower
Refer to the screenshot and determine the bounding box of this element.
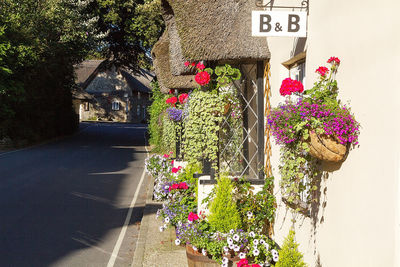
[223,246,229,253]
[221,264,228,267]
[230,229,235,235]
[175,239,181,246]
[264,243,269,251]
[260,239,266,245]
[177,221,182,227]
[247,211,253,218]
[163,224,168,228]
[229,243,235,250]
[193,246,198,251]
[249,231,256,238]
[271,249,278,256]
[159,226,165,232]
[202,249,207,256]
[239,252,246,259]
[233,234,240,242]
[164,185,169,190]
[222,257,229,264]
[227,237,234,245]
[253,248,260,256]
[165,217,170,223]
[253,239,259,246]
[264,261,271,266]
[273,255,279,262]
[234,245,240,252]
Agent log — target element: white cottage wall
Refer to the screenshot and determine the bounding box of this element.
[267,1,400,266]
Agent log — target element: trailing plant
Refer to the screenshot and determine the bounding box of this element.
[268,57,360,210]
[161,112,176,155]
[148,81,169,152]
[275,229,307,267]
[182,62,241,168]
[208,175,241,233]
[234,176,276,234]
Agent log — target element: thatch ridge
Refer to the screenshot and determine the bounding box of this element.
[166,0,270,61]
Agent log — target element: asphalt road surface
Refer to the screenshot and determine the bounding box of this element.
[0,123,150,267]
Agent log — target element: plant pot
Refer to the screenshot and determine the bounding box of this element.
[186,245,220,267]
[224,103,231,115]
[308,131,347,162]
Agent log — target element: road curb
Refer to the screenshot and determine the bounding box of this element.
[131,172,155,267]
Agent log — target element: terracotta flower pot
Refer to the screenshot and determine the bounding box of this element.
[186,245,220,267]
[308,131,347,162]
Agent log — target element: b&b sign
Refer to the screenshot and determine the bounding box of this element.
[252,11,307,37]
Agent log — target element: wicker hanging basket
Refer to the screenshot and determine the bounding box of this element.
[308,131,347,162]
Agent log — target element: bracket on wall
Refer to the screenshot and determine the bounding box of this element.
[255,0,309,14]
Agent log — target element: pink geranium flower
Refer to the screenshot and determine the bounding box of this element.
[188,212,199,222]
[315,66,329,76]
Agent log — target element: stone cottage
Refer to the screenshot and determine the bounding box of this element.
[73,60,154,123]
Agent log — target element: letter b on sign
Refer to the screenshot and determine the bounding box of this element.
[260,14,272,32]
[288,14,300,32]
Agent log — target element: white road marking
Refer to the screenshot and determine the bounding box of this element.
[107,134,149,267]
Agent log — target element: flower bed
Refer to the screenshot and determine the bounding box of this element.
[144,154,308,267]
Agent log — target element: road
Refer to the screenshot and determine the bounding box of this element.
[0,123,150,267]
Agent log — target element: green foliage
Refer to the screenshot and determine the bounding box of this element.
[148,81,169,152]
[182,90,224,168]
[234,176,276,233]
[0,0,93,142]
[275,229,307,267]
[161,112,176,154]
[279,145,320,205]
[208,176,241,232]
[91,0,164,70]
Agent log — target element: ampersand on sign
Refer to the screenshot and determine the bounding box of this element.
[275,22,283,32]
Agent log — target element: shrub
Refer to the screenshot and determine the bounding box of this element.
[208,175,241,232]
[275,229,307,267]
[148,81,169,152]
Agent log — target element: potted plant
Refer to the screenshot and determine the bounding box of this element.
[268,57,360,209]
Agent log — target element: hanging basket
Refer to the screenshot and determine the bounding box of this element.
[308,131,347,162]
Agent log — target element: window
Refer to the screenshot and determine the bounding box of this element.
[137,105,141,116]
[84,102,90,111]
[282,51,306,87]
[112,101,120,110]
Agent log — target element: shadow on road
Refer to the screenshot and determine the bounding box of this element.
[0,123,154,266]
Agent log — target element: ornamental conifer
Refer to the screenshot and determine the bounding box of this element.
[208,176,241,232]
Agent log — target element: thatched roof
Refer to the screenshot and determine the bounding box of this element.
[74,60,103,87]
[165,0,270,62]
[161,0,193,76]
[152,30,197,93]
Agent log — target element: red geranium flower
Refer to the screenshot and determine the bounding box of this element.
[171,167,179,173]
[188,212,199,222]
[279,78,304,96]
[237,259,249,267]
[163,154,170,158]
[178,93,189,104]
[316,66,329,76]
[184,61,190,67]
[195,71,211,86]
[191,62,196,67]
[327,56,340,65]
[166,96,178,106]
[196,62,205,70]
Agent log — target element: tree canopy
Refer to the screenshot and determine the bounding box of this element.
[0,0,164,143]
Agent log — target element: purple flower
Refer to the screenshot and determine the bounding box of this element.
[167,107,183,122]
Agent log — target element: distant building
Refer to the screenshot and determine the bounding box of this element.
[73,60,154,123]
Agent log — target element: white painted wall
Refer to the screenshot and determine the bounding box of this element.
[267,1,400,266]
